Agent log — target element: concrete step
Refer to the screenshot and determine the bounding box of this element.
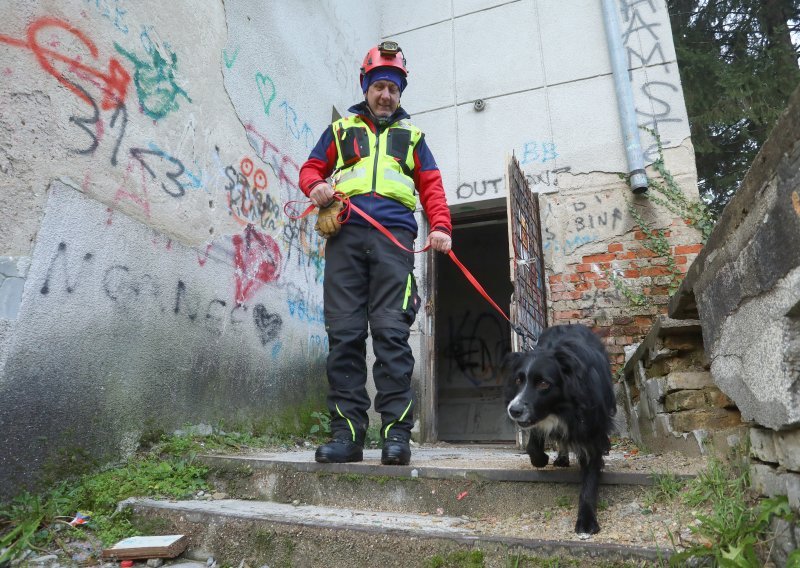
[126,497,672,567]
[200,445,701,519]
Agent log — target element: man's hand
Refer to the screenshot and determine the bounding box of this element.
[426,230,452,254]
[309,182,335,207]
[315,200,344,238]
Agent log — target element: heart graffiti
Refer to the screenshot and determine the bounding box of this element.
[232,224,282,304]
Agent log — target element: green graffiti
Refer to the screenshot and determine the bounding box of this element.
[114,41,191,120]
[255,72,276,116]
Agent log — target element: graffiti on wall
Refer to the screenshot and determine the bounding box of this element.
[620,0,685,159]
[232,224,282,305]
[113,28,191,120]
[38,239,288,353]
[456,141,561,200]
[444,310,510,387]
[252,69,316,151]
[541,193,624,255]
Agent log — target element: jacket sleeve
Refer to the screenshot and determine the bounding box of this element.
[299,125,337,197]
[413,136,452,235]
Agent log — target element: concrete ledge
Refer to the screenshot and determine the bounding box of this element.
[127,498,672,566]
[670,84,800,320]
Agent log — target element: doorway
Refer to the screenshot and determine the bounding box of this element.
[434,209,516,442]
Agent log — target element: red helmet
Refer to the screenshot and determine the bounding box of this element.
[359,41,408,88]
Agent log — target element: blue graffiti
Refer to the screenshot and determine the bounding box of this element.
[520,141,558,165]
[287,297,325,324]
[85,0,129,34]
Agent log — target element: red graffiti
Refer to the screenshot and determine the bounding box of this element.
[232,225,282,304]
[244,123,301,192]
[0,16,130,110]
[197,243,213,267]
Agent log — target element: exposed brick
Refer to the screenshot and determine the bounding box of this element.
[616,251,637,260]
[593,326,612,337]
[636,248,657,258]
[608,243,624,253]
[613,316,634,325]
[634,230,647,240]
[583,253,616,263]
[554,310,581,320]
[674,255,688,265]
[549,274,562,284]
[623,269,640,278]
[641,266,673,277]
[583,271,601,280]
[675,244,704,255]
[576,264,593,273]
[574,282,591,292]
[595,280,610,289]
[567,273,581,282]
[549,282,566,293]
[564,291,583,300]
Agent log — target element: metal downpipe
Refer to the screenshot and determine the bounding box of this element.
[601,0,649,193]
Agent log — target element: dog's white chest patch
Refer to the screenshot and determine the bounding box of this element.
[534,414,567,437]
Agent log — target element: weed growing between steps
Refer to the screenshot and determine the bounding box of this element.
[641,459,799,567]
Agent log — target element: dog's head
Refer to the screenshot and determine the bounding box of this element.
[502,349,569,429]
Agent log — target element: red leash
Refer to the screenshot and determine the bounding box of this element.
[284,194,532,341]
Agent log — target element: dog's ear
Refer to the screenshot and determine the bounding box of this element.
[500,351,523,374]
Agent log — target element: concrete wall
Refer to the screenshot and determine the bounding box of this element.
[0,0,378,497]
[381,0,704,371]
[1,0,702,496]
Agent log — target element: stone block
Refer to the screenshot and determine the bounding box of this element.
[750,427,779,464]
[751,463,787,497]
[705,388,735,409]
[665,371,714,391]
[644,376,667,404]
[787,473,800,511]
[774,428,800,472]
[664,390,706,412]
[668,408,742,432]
[769,517,798,567]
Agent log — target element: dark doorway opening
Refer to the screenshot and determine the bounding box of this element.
[434,209,515,442]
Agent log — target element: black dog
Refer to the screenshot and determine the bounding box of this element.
[503,324,616,536]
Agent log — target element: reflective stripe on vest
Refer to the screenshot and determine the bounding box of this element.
[332,115,422,210]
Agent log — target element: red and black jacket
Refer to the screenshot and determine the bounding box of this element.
[299,102,452,237]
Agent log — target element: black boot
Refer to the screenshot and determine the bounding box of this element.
[381,435,411,465]
[315,439,363,463]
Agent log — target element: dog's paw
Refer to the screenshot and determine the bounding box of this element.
[574,514,600,536]
[553,455,570,467]
[529,452,549,468]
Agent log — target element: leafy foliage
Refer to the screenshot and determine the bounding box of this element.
[670,459,796,567]
[667,0,800,217]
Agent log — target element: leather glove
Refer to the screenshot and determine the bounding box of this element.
[314,200,344,238]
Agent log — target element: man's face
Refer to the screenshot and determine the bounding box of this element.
[366,80,400,119]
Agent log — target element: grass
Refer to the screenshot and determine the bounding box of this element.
[0,426,278,565]
[667,459,797,567]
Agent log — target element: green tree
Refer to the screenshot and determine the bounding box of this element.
[667,0,800,217]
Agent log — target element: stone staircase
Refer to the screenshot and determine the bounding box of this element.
[124,444,707,567]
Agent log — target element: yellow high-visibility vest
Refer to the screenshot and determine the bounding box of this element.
[332,115,422,211]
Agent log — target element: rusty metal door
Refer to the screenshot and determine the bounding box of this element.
[505,154,548,351]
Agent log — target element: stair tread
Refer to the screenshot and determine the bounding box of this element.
[201,444,705,485]
[130,497,670,558]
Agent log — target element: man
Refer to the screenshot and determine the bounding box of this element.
[299,41,452,465]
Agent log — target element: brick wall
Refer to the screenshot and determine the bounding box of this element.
[547,220,704,373]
